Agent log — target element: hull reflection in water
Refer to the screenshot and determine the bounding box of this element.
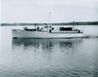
[12,38,82,55]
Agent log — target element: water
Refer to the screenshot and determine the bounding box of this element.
[0,26,98,77]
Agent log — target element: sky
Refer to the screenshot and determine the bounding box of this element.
[1,0,98,23]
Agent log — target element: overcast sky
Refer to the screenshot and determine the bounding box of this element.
[1,0,98,23]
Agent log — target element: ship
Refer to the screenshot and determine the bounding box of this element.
[12,25,86,39]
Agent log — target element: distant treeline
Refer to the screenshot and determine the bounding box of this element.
[1,21,98,26]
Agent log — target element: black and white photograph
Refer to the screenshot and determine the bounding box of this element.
[0,0,98,77]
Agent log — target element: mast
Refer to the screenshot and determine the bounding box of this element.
[49,12,51,25]
[48,12,51,32]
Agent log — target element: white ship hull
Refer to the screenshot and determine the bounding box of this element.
[12,30,86,38]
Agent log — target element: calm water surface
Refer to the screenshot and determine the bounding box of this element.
[0,26,98,77]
